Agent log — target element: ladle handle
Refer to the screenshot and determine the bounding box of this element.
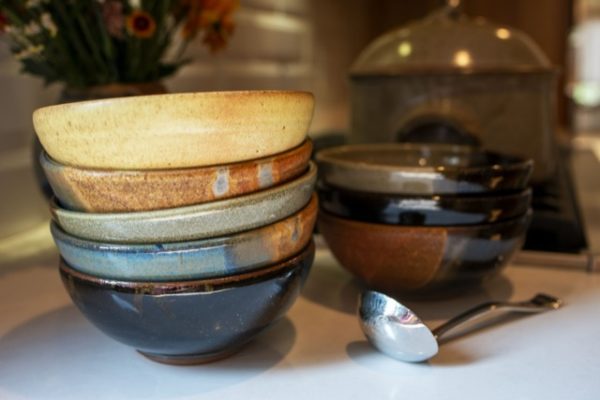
[431,294,560,341]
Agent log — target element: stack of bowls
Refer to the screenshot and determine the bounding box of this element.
[33,91,317,364]
[316,143,533,298]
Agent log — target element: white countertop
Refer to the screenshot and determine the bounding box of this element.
[1,238,599,400]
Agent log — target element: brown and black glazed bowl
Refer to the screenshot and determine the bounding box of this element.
[318,211,530,298]
[41,139,312,213]
[59,242,315,365]
[316,143,533,195]
[318,183,531,226]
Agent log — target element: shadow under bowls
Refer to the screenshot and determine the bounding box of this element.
[51,195,317,281]
[318,183,531,226]
[316,143,533,195]
[50,162,317,243]
[41,140,312,213]
[59,241,315,365]
[318,210,531,298]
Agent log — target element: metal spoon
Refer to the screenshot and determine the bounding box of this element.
[359,290,562,363]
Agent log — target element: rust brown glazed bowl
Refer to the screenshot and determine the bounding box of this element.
[318,210,531,297]
[59,241,315,365]
[42,140,312,212]
[50,162,317,243]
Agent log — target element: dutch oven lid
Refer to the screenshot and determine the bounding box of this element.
[351,0,552,76]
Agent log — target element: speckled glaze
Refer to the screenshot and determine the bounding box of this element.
[41,140,312,212]
[316,143,533,195]
[50,162,317,243]
[51,194,317,280]
[318,183,531,226]
[59,241,315,365]
[33,90,315,169]
[319,210,531,297]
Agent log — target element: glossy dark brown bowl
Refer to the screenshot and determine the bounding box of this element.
[318,211,530,297]
[318,183,531,226]
[316,143,533,195]
[59,242,315,365]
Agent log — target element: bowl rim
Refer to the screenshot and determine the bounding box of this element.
[34,89,315,116]
[317,181,533,202]
[41,139,313,174]
[315,143,533,174]
[318,208,532,231]
[59,241,315,294]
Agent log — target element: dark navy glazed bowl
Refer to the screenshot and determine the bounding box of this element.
[318,183,531,226]
[60,242,315,365]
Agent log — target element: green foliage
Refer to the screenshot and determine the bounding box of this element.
[0,0,236,88]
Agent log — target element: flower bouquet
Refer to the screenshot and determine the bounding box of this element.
[0,0,238,88]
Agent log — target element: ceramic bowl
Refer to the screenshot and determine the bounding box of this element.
[41,140,312,212]
[316,143,533,195]
[318,183,531,226]
[59,241,315,365]
[318,210,531,297]
[50,162,317,243]
[51,194,317,281]
[33,90,315,169]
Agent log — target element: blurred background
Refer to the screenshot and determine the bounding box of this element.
[1,0,599,256]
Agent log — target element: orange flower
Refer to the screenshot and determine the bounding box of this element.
[182,0,238,49]
[202,12,235,52]
[126,10,156,39]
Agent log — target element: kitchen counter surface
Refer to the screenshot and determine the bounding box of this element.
[0,237,599,400]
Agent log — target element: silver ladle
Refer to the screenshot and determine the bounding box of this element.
[359,290,562,363]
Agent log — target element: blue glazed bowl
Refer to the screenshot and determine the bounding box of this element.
[59,241,315,365]
[51,195,317,281]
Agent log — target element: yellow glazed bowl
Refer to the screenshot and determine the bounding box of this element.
[33,90,315,169]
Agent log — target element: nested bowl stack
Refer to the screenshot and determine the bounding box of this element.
[316,143,533,298]
[35,90,317,364]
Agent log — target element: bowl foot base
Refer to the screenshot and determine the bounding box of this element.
[138,347,243,365]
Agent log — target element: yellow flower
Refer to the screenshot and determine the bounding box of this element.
[40,13,57,37]
[126,10,156,39]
